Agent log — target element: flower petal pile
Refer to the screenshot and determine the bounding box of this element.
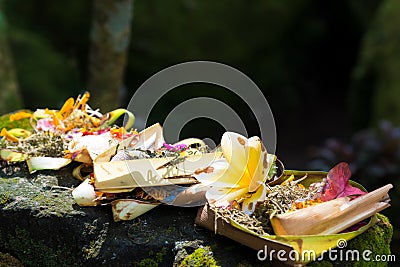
[0,92,136,171]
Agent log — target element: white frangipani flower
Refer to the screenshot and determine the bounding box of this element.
[194,132,274,214]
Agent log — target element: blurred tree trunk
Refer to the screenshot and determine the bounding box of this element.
[0,1,22,114]
[350,0,400,127]
[87,0,133,111]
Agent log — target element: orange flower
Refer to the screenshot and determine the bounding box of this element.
[74,92,90,111]
[9,111,32,121]
[290,198,323,211]
[0,128,19,142]
[58,97,75,119]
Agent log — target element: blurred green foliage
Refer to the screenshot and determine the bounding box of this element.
[0,0,381,124]
[3,0,91,109]
[350,0,400,128]
[10,29,80,108]
[0,3,22,114]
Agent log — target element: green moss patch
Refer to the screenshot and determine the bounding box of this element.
[173,240,220,267]
[179,247,219,267]
[133,247,167,267]
[0,227,76,267]
[0,175,84,217]
[309,214,393,267]
[0,111,33,131]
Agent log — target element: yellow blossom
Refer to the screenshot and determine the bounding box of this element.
[194,132,274,214]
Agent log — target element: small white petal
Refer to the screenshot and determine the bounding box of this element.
[194,159,242,188]
[72,179,98,206]
[206,187,248,208]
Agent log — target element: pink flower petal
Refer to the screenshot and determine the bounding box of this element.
[321,162,366,201]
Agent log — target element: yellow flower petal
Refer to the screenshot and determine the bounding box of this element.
[0,128,19,142]
[58,97,75,119]
[221,132,252,184]
[206,186,248,208]
[101,108,135,130]
[194,131,273,210]
[242,183,267,214]
[194,159,242,188]
[75,91,90,110]
[247,136,266,192]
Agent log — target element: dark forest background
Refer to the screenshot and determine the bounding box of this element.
[0,0,394,159]
[0,0,399,255]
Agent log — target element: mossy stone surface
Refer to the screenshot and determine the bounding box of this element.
[0,164,394,266]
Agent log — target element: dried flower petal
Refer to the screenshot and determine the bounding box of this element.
[320,162,366,201]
